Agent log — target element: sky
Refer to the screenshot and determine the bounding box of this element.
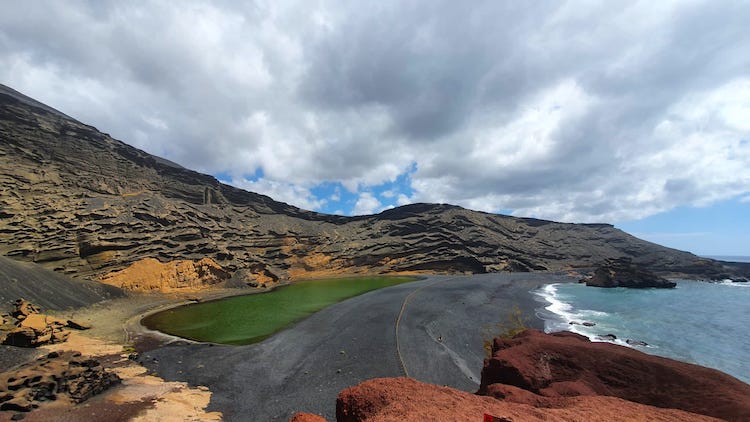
[1,1,749,256]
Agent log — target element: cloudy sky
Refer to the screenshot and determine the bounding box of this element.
[2,1,749,255]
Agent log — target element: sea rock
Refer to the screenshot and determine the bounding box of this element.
[334,377,717,422]
[626,339,648,347]
[478,330,750,421]
[595,333,617,341]
[569,321,596,327]
[585,258,677,288]
[0,351,120,412]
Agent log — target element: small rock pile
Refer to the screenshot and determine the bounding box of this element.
[0,350,120,412]
[0,299,90,347]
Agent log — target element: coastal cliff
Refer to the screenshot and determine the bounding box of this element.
[1,84,745,290]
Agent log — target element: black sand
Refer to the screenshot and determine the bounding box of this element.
[0,256,124,313]
[139,273,574,421]
[0,256,126,371]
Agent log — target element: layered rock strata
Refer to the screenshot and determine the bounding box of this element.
[1,84,747,286]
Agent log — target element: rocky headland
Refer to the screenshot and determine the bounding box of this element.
[583,257,678,288]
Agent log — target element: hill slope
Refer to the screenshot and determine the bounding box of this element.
[0,84,743,284]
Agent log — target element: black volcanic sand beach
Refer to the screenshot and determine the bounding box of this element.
[139,273,574,421]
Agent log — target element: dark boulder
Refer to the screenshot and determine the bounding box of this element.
[596,334,617,341]
[0,351,120,412]
[585,258,676,288]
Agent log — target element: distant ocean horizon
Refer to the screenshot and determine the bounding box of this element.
[535,280,750,384]
[702,255,750,263]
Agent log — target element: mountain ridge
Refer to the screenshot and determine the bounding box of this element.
[1,84,745,287]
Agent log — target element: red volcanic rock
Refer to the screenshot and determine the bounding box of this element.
[289,412,327,422]
[335,377,717,422]
[289,413,327,422]
[478,330,750,421]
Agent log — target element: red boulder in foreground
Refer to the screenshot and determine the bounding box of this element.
[335,377,718,422]
[479,330,750,421]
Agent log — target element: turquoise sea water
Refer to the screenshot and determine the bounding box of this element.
[535,279,750,384]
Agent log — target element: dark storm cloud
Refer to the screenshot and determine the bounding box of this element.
[299,1,558,140]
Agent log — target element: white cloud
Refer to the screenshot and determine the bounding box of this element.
[352,192,382,216]
[396,194,411,206]
[1,1,749,221]
[380,189,396,199]
[228,178,325,212]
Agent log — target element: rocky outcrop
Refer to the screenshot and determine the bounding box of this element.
[1,300,90,347]
[584,258,677,288]
[333,377,718,422]
[98,257,230,292]
[478,330,750,421]
[316,330,749,421]
[0,351,120,412]
[1,84,747,285]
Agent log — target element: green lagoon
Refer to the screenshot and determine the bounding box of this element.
[142,276,417,345]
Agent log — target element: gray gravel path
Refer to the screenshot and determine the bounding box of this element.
[139,273,573,421]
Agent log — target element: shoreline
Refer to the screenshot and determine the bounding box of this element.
[535,279,750,384]
[8,272,747,421]
[137,273,575,420]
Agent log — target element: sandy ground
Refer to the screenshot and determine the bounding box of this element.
[0,286,271,421]
[138,273,574,421]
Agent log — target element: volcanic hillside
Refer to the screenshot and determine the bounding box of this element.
[0,84,742,286]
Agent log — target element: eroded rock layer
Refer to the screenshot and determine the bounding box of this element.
[1,84,747,283]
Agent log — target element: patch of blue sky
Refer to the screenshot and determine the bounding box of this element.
[214,168,264,184]
[617,196,750,256]
[310,182,358,215]
[311,164,417,215]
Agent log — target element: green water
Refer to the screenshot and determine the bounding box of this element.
[142,276,417,345]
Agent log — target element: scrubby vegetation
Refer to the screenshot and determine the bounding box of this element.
[482,305,527,357]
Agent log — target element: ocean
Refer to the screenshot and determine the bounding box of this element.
[535,278,750,384]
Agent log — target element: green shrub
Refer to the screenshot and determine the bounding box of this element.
[481,305,527,358]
